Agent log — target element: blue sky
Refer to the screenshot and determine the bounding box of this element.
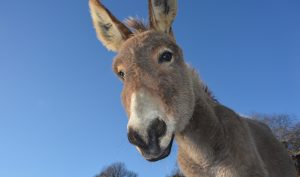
[0,0,299,177]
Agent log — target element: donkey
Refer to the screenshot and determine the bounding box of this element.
[292,153,300,176]
[89,0,297,176]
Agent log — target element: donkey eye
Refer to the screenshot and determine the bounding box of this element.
[118,71,125,79]
[159,51,173,63]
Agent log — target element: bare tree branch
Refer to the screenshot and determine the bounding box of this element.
[166,163,185,177]
[96,162,137,177]
[251,113,299,154]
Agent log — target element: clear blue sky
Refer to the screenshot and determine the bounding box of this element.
[0,0,299,177]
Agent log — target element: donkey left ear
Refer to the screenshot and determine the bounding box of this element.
[149,0,178,34]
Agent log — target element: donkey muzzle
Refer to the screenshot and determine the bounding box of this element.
[127,118,173,161]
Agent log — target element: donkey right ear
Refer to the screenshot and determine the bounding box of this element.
[149,0,178,34]
[89,0,132,52]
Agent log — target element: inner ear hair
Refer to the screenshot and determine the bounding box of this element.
[89,0,132,52]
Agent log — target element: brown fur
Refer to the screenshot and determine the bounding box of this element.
[125,17,149,33]
[89,0,297,176]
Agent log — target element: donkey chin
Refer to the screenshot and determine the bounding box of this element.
[140,135,174,162]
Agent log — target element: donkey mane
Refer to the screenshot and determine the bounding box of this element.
[202,84,218,103]
[189,68,218,103]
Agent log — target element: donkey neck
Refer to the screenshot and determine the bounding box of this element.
[175,68,229,169]
[174,71,269,176]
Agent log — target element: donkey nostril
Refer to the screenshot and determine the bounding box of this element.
[127,128,147,149]
[156,119,167,137]
[148,118,167,139]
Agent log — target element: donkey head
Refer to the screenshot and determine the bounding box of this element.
[90,0,195,161]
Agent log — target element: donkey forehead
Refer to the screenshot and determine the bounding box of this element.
[114,31,176,63]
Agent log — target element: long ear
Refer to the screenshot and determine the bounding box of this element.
[89,0,132,52]
[149,0,177,34]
